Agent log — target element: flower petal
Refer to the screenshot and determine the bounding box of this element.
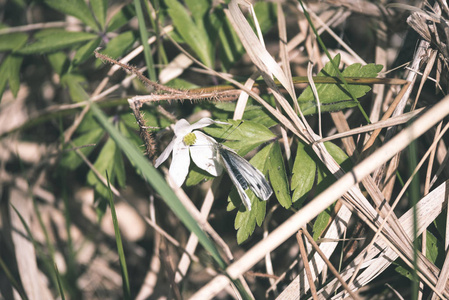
[187,118,229,132]
[168,140,190,187]
[188,118,215,131]
[173,119,192,137]
[154,138,175,168]
[190,132,223,176]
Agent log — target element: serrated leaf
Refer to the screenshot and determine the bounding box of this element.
[298,54,383,115]
[267,142,291,208]
[291,140,316,206]
[203,120,275,155]
[165,0,214,67]
[234,190,266,244]
[60,127,104,170]
[73,37,101,65]
[0,54,23,100]
[45,0,99,31]
[0,33,28,51]
[90,0,108,30]
[231,144,271,243]
[16,31,97,54]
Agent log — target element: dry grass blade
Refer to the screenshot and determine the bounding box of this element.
[430,249,449,300]
[319,179,449,299]
[301,228,361,300]
[175,178,224,283]
[9,188,54,300]
[227,0,296,103]
[319,107,424,143]
[296,231,319,300]
[271,204,353,297]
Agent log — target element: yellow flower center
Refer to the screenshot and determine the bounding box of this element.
[183,132,197,146]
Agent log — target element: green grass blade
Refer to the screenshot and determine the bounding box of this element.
[10,204,65,299]
[0,256,29,300]
[105,171,131,299]
[53,263,66,300]
[134,0,157,81]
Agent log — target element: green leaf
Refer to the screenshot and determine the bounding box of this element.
[87,136,125,200]
[96,31,137,66]
[73,37,101,65]
[184,0,210,21]
[253,2,277,33]
[107,4,135,32]
[213,102,277,128]
[218,16,244,70]
[267,142,291,209]
[291,140,316,206]
[203,120,275,155]
[214,102,236,112]
[47,52,69,75]
[61,73,89,103]
[16,31,97,54]
[325,141,350,165]
[312,204,334,240]
[165,0,214,67]
[90,0,108,30]
[0,54,23,99]
[60,127,104,170]
[243,105,278,128]
[298,54,383,115]
[426,230,439,264]
[186,128,273,188]
[315,142,351,195]
[234,190,266,244]
[45,0,99,31]
[118,119,146,150]
[89,103,227,269]
[230,144,272,243]
[0,33,28,51]
[394,264,414,281]
[185,165,215,186]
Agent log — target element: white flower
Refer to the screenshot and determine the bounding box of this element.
[155,118,224,187]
